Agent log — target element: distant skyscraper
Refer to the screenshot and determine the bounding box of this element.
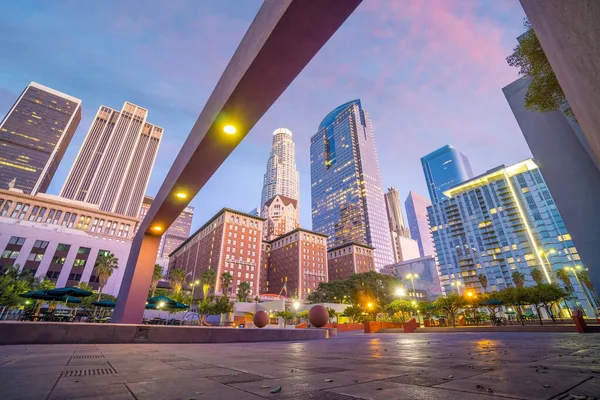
[60,102,162,217]
[385,187,416,262]
[405,191,435,257]
[0,82,82,194]
[310,99,394,270]
[421,144,473,203]
[428,159,595,316]
[260,128,299,219]
[139,195,194,272]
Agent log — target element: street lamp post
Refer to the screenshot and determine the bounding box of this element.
[566,266,597,316]
[406,273,419,298]
[451,281,463,295]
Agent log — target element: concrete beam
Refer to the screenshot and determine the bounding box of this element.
[113,0,362,323]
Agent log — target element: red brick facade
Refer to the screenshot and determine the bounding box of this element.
[327,242,375,281]
[261,228,327,299]
[168,208,264,299]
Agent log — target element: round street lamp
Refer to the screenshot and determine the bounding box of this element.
[396,287,406,297]
[406,273,419,297]
[451,281,463,295]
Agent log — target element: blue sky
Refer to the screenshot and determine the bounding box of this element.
[0,0,529,231]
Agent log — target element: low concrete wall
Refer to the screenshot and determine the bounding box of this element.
[0,322,328,345]
[379,325,581,333]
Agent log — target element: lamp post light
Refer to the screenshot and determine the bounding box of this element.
[396,287,406,297]
[538,249,558,284]
[293,301,300,311]
[565,265,596,316]
[451,281,463,295]
[406,273,419,297]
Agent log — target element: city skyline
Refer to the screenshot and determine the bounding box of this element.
[0,0,531,232]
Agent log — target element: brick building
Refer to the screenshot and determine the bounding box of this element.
[168,208,264,298]
[327,242,375,281]
[261,194,299,240]
[262,228,328,299]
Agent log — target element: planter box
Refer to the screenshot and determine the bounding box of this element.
[364,321,403,333]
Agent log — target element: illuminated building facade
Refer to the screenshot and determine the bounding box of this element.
[262,228,327,299]
[0,82,82,194]
[385,187,417,262]
[428,159,595,316]
[405,191,436,257]
[139,195,194,272]
[421,145,473,204]
[261,194,299,240]
[327,242,374,281]
[260,128,300,219]
[310,99,393,270]
[168,208,264,298]
[0,188,137,295]
[60,102,162,217]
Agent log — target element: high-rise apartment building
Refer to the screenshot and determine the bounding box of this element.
[260,128,299,218]
[168,208,264,298]
[405,191,435,257]
[421,145,473,204]
[327,242,375,281]
[261,228,328,299]
[60,103,162,217]
[139,195,194,272]
[385,187,418,262]
[0,82,82,194]
[503,75,600,292]
[428,159,595,316]
[310,99,394,270]
[261,194,299,240]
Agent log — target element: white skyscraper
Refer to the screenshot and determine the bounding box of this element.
[260,128,300,217]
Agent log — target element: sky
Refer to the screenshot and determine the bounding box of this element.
[0,0,530,231]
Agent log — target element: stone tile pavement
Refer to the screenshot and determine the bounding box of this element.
[0,331,599,400]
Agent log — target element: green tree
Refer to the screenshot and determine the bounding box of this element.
[478,274,488,293]
[276,310,296,327]
[150,264,163,297]
[201,268,217,298]
[343,305,363,323]
[169,268,187,295]
[434,294,465,327]
[530,267,544,286]
[556,268,572,288]
[528,284,567,324]
[326,307,337,324]
[385,299,414,323]
[297,310,309,320]
[511,271,526,288]
[497,287,530,326]
[506,19,574,120]
[94,253,119,301]
[577,269,594,291]
[479,293,503,320]
[236,281,251,302]
[220,272,233,296]
[0,265,34,311]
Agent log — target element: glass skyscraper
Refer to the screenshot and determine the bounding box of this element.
[0,82,82,194]
[405,190,435,257]
[428,159,597,316]
[310,99,394,270]
[421,144,473,204]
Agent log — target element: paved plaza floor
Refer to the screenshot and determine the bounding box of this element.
[0,331,599,400]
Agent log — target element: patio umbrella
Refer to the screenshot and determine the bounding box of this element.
[19,290,59,301]
[44,286,93,298]
[480,299,503,306]
[92,300,116,308]
[147,295,177,305]
[171,302,189,310]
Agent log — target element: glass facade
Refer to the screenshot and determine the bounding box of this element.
[405,191,435,257]
[0,82,81,194]
[421,144,473,204]
[428,159,597,316]
[310,99,394,270]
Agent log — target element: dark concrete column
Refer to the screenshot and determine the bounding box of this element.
[520,0,600,166]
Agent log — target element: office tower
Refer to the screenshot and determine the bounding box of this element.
[310,99,394,270]
[139,196,194,272]
[261,194,299,240]
[428,159,595,316]
[0,82,82,194]
[385,256,444,300]
[260,128,300,218]
[405,191,435,257]
[247,207,260,217]
[503,75,600,293]
[384,187,417,262]
[168,208,264,298]
[60,102,162,217]
[421,144,473,204]
[0,187,137,296]
[262,228,327,299]
[327,242,375,281]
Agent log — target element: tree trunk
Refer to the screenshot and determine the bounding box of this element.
[97,286,103,301]
[536,306,543,325]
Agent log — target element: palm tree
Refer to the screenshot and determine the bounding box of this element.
[578,270,594,291]
[220,272,233,296]
[556,268,571,288]
[94,253,119,301]
[530,267,544,286]
[478,274,488,292]
[169,268,187,294]
[201,269,217,299]
[511,271,526,288]
[236,281,251,302]
[150,264,163,297]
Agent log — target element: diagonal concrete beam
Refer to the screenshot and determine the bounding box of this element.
[113,0,362,323]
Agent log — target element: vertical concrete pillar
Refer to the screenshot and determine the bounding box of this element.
[112,233,161,324]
